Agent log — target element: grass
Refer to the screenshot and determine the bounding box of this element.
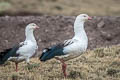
[0,0,120,16]
[0,45,120,80]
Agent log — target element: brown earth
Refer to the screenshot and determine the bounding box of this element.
[0,16,120,56]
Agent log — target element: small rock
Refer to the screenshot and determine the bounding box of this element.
[101,31,112,41]
[97,21,105,28]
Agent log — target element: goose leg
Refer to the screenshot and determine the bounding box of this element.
[55,57,67,77]
[15,63,18,72]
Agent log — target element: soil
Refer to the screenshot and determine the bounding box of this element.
[0,16,120,56]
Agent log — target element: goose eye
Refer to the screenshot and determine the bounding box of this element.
[32,24,35,26]
[83,15,86,17]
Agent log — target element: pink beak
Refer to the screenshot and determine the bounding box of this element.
[88,17,92,20]
[35,26,39,29]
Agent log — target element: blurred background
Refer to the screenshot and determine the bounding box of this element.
[0,0,120,16]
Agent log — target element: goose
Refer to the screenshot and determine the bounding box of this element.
[40,14,92,77]
[0,23,39,72]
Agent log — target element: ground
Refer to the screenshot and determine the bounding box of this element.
[0,45,120,80]
[0,15,120,80]
[0,0,120,16]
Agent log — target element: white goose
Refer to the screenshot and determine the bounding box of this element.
[0,23,39,72]
[40,14,92,77]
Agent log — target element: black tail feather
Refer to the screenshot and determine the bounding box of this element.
[0,48,12,64]
[39,48,51,60]
[39,44,65,61]
[0,48,12,61]
[0,45,20,65]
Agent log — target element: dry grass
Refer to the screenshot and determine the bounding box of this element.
[0,45,120,80]
[0,0,120,16]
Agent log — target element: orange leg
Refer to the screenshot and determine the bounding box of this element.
[15,63,18,72]
[55,57,67,77]
[62,62,67,77]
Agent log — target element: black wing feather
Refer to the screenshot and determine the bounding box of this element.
[39,43,65,61]
[40,39,75,61]
[0,44,22,65]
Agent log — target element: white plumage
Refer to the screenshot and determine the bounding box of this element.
[58,14,90,60]
[0,23,39,72]
[40,14,92,77]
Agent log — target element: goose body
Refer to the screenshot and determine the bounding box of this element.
[40,14,92,77]
[0,23,39,72]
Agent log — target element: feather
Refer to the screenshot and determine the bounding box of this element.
[0,44,23,65]
[40,39,76,61]
[40,44,65,61]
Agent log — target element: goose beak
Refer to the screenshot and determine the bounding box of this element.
[88,17,92,20]
[35,26,39,29]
